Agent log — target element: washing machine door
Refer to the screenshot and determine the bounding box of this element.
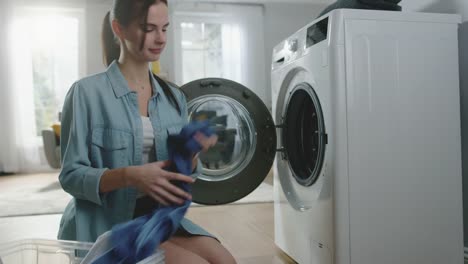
[180,78,276,205]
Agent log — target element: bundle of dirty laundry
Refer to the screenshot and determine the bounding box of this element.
[319,0,402,17]
[81,121,214,264]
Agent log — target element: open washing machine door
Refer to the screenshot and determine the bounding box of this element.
[180,78,277,205]
[181,77,328,206]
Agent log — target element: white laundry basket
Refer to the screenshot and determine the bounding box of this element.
[0,239,164,264]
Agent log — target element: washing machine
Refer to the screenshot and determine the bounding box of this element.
[176,8,463,264]
[271,9,464,264]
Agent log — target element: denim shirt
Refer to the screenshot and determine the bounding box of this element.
[58,61,203,242]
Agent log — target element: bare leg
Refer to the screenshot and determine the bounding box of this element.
[170,236,236,264]
[160,240,209,264]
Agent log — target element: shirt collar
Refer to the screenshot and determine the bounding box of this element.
[149,70,164,97]
[106,60,164,98]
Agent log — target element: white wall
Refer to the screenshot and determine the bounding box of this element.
[402,0,468,248]
[263,3,326,110]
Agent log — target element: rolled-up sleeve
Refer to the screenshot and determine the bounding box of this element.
[59,82,107,205]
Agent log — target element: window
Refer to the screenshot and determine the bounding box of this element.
[182,22,219,82]
[176,19,242,85]
[12,8,84,138]
[171,4,266,102]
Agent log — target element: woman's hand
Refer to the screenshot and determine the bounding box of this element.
[131,160,194,206]
[191,132,218,171]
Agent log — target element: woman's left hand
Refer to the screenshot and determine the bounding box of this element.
[192,132,218,172]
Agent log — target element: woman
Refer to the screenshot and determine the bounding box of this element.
[58,0,236,263]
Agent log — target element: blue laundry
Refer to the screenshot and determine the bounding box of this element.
[91,121,214,264]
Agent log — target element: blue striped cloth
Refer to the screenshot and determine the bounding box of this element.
[91,121,214,264]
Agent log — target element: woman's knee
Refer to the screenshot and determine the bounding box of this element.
[201,240,236,264]
[160,241,209,264]
[170,236,237,264]
[207,246,236,264]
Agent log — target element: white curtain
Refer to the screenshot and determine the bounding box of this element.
[0,1,84,173]
[221,24,242,83]
[0,0,16,173]
[218,4,266,104]
[0,1,47,173]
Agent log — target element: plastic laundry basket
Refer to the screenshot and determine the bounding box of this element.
[0,239,164,264]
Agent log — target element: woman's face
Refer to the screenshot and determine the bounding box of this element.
[120,2,169,62]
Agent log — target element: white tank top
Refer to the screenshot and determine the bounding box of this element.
[141,116,155,164]
[139,116,155,198]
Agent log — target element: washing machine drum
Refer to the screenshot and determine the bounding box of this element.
[282,84,327,187]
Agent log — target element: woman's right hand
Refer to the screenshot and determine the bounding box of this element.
[130,160,194,206]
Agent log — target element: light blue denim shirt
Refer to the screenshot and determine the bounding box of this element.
[58,61,208,243]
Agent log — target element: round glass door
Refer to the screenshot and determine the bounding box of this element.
[188,95,257,182]
[180,78,277,205]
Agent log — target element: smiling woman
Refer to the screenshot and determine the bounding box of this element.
[56,1,236,263]
[0,4,85,173]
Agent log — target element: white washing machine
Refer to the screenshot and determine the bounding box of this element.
[271,9,464,264]
[176,8,463,264]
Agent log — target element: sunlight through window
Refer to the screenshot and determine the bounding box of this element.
[12,10,80,138]
[179,21,242,84]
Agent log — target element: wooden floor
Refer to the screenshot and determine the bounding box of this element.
[0,170,296,263]
[0,203,295,264]
[187,203,296,264]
